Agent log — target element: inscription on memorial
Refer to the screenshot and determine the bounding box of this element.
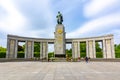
[57,29,63,34]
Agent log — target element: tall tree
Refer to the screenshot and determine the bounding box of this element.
[80,43,86,52]
[34,42,40,52]
[95,42,102,52]
[0,46,6,51]
[18,45,24,51]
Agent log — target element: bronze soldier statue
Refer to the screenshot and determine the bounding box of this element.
[56,11,63,24]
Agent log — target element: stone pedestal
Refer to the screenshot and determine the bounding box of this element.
[54,24,66,56]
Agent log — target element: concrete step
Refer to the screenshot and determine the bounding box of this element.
[54,58,66,62]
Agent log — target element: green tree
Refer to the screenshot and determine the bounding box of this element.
[95,42,102,58]
[34,42,40,58]
[0,46,6,51]
[66,49,72,58]
[48,52,54,59]
[115,44,120,51]
[0,46,6,58]
[80,42,86,52]
[18,45,24,51]
[115,44,120,58]
[34,42,40,52]
[21,42,40,52]
[95,42,102,52]
[80,43,86,58]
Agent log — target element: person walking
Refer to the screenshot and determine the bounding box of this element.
[85,56,89,63]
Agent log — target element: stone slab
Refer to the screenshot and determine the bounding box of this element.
[0,62,120,80]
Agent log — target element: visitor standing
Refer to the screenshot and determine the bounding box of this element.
[85,57,89,63]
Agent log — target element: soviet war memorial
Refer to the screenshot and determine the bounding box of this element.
[1,0,120,80]
[6,12,115,61]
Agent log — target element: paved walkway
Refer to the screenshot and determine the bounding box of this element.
[0,62,120,80]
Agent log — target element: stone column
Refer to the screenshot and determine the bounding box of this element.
[93,40,96,58]
[72,42,75,58]
[46,42,48,59]
[103,39,107,58]
[6,38,10,58]
[106,39,112,58]
[28,41,33,58]
[25,41,33,59]
[25,40,27,58]
[15,40,18,58]
[72,42,78,58]
[75,42,78,58]
[32,41,34,58]
[78,41,80,58]
[40,42,43,59]
[111,38,115,58]
[43,42,45,59]
[86,41,89,57]
[42,42,48,59]
[8,39,16,58]
[88,40,94,58]
[25,40,34,59]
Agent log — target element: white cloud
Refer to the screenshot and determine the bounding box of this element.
[0,0,55,47]
[53,0,84,15]
[0,0,54,35]
[37,0,54,26]
[0,0,28,34]
[67,12,120,38]
[0,0,120,48]
[48,44,54,52]
[107,30,120,44]
[84,0,120,18]
[0,38,7,47]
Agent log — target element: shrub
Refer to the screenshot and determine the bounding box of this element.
[96,52,103,58]
[0,51,6,58]
[80,52,86,58]
[17,52,24,58]
[115,51,120,58]
[66,52,72,58]
[34,52,40,57]
[48,52,54,59]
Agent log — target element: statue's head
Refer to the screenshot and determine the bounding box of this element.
[58,11,60,14]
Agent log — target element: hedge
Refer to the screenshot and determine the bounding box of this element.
[17,52,24,58]
[80,52,103,58]
[0,51,120,58]
[80,52,86,58]
[66,53,72,58]
[96,52,103,58]
[48,52,54,59]
[0,51,6,58]
[115,51,120,58]
[34,52,40,57]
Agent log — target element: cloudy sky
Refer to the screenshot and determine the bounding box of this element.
[0,0,120,48]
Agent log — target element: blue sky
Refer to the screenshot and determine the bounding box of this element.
[0,0,120,48]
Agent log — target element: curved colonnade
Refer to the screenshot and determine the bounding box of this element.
[6,34,115,59]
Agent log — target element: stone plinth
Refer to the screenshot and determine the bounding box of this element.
[54,24,66,55]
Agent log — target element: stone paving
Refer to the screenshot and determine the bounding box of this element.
[0,62,120,80]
